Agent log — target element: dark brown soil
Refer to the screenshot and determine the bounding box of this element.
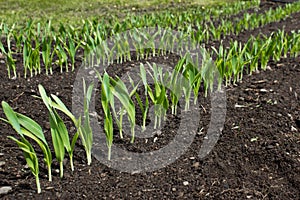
[0,1,299,199]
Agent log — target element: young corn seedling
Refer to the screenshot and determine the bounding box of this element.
[77,79,94,165]
[55,43,68,73]
[200,55,217,97]
[110,75,138,143]
[248,39,260,74]
[32,23,42,76]
[41,35,52,75]
[48,79,94,166]
[12,30,23,53]
[138,63,150,130]
[278,30,289,59]
[22,38,32,78]
[212,44,225,82]
[8,136,41,193]
[47,111,65,177]
[1,101,53,193]
[38,85,78,176]
[106,77,127,139]
[0,38,11,78]
[271,35,282,62]
[146,62,169,129]
[82,34,96,66]
[290,31,300,57]
[228,41,247,84]
[242,37,256,75]
[2,103,53,181]
[260,36,273,70]
[237,40,252,81]
[98,39,110,66]
[99,72,114,160]
[122,32,131,62]
[46,33,59,75]
[113,34,126,64]
[59,30,80,72]
[66,33,77,71]
[32,44,41,76]
[168,62,184,115]
[4,32,17,79]
[181,58,198,111]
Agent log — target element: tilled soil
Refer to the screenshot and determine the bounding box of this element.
[0,1,299,199]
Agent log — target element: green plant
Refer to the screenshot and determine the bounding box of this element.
[1,101,53,193]
[55,43,68,73]
[110,75,138,143]
[46,80,94,166]
[38,85,77,177]
[8,136,41,193]
[138,63,150,130]
[78,79,94,165]
[4,31,17,79]
[99,72,114,160]
[41,36,52,75]
[146,62,169,129]
[168,62,183,115]
[181,62,195,111]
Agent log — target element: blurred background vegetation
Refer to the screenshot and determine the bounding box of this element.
[0,0,237,26]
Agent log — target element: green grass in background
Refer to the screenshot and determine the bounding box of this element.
[0,0,237,27]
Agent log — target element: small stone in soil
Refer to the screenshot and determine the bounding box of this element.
[0,161,5,167]
[193,162,200,168]
[178,192,184,197]
[260,89,268,93]
[183,181,189,186]
[0,186,12,195]
[291,126,297,132]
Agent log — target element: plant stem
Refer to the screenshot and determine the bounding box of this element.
[70,156,74,171]
[107,146,111,161]
[48,165,52,182]
[36,175,41,194]
[119,109,124,139]
[141,125,146,132]
[59,161,63,178]
[86,151,91,165]
[158,116,161,128]
[130,127,135,144]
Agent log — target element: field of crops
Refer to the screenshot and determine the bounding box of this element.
[0,0,299,199]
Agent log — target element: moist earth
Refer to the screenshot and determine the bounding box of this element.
[0,1,299,199]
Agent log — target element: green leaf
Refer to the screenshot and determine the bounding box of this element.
[54,111,71,152]
[1,101,21,134]
[110,78,136,124]
[16,113,46,144]
[38,84,52,113]
[49,114,65,162]
[51,94,76,123]
[8,136,39,175]
[71,132,79,152]
[140,63,148,89]
[101,72,113,117]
